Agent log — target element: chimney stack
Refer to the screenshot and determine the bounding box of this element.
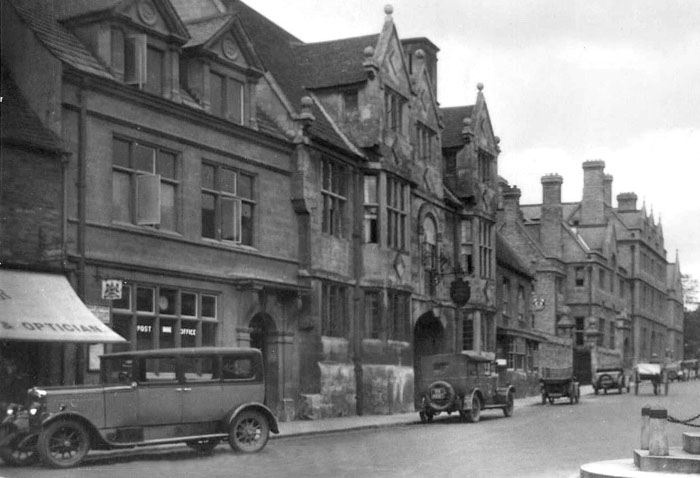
[581,160,606,224]
[617,192,638,212]
[541,174,563,258]
[604,174,613,206]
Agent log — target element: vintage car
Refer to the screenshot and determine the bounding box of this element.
[540,367,580,405]
[592,367,629,395]
[415,352,515,423]
[0,347,279,468]
[665,361,685,382]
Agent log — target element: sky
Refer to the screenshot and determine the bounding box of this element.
[245,0,700,292]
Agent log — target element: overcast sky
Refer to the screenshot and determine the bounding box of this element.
[246,0,700,289]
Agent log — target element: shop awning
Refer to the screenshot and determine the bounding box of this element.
[0,270,126,343]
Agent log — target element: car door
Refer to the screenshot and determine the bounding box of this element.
[219,353,264,410]
[102,357,138,430]
[136,356,182,427]
[180,354,223,426]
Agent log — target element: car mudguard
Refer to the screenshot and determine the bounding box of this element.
[225,402,279,434]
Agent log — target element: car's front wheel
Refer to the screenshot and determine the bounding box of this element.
[37,419,90,468]
[0,432,38,466]
[228,410,270,453]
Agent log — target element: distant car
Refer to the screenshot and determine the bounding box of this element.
[415,352,515,423]
[0,347,278,468]
[592,367,629,395]
[665,361,684,382]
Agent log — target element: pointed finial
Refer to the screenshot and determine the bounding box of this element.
[477,82,484,91]
[384,4,394,16]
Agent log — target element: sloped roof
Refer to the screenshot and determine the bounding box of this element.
[184,14,233,48]
[440,105,474,148]
[0,69,65,153]
[497,232,534,279]
[46,0,122,20]
[293,35,379,90]
[519,203,580,223]
[170,0,228,23]
[226,0,359,154]
[10,0,114,80]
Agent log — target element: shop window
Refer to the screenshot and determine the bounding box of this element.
[387,176,407,250]
[112,137,179,231]
[321,157,347,238]
[363,175,378,243]
[201,162,255,245]
[321,282,348,337]
[508,338,526,370]
[110,284,218,351]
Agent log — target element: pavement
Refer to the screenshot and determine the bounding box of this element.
[275,386,568,438]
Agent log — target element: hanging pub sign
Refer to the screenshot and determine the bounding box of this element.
[532,296,546,311]
[102,279,123,300]
[450,279,471,307]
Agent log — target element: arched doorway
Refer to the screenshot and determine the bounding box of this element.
[249,313,278,408]
[413,312,445,392]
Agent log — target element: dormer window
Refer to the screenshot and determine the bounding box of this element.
[109,30,164,96]
[209,70,244,124]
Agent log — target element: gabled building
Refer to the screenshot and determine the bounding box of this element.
[507,160,684,382]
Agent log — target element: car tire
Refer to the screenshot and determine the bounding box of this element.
[37,420,90,468]
[419,411,434,423]
[0,432,38,466]
[427,381,455,411]
[186,439,219,454]
[503,392,514,417]
[465,395,481,423]
[228,410,270,453]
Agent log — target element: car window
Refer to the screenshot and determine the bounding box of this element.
[182,356,216,382]
[222,356,255,380]
[140,357,178,383]
[103,358,134,385]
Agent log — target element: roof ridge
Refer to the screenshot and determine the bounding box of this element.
[299,33,379,47]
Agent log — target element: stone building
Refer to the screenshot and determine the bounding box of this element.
[505,161,684,382]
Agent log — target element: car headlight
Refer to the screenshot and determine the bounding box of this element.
[28,402,42,416]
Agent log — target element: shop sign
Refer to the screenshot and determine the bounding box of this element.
[450,279,471,307]
[102,280,123,300]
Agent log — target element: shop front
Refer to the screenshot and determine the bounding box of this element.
[0,269,126,405]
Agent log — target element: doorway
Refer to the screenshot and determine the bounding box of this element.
[249,313,278,408]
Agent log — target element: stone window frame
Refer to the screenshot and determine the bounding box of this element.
[208,65,246,125]
[386,175,408,250]
[320,157,348,238]
[321,281,348,338]
[363,174,379,244]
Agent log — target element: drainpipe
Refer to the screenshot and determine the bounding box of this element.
[77,78,88,298]
[352,167,364,415]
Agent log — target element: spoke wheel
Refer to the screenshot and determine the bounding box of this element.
[228,410,270,453]
[466,395,481,423]
[503,392,514,417]
[37,420,90,468]
[186,439,219,454]
[0,433,39,466]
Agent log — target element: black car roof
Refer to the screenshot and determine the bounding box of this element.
[102,347,261,359]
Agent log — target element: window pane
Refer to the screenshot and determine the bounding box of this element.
[201,295,217,318]
[202,322,216,346]
[222,356,254,380]
[156,150,176,179]
[136,286,154,313]
[113,138,130,168]
[112,171,131,222]
[143,357,177,382]
[201,193,216,238]
[202,164,215,190]
[111,314,132,352]
[227,78,243,124]
[210,73,224,117]
[111,28,125,74]
[181,292,197,317]
[364,176,377,203]
[221,197,238,241]
[241,202,253,245]
[181,320,198,348]
[182,356,214,381]
[238,173,253,199]
[221,168,237,194]
[145,47,163,95]
[159,288,177,315]
[112,285,131,311]
[159,318,177,348]
[134,144,155,173]
[136,317,154,349]
[160,182,176,231]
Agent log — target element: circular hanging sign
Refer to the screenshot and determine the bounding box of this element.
[532,297,546,311]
